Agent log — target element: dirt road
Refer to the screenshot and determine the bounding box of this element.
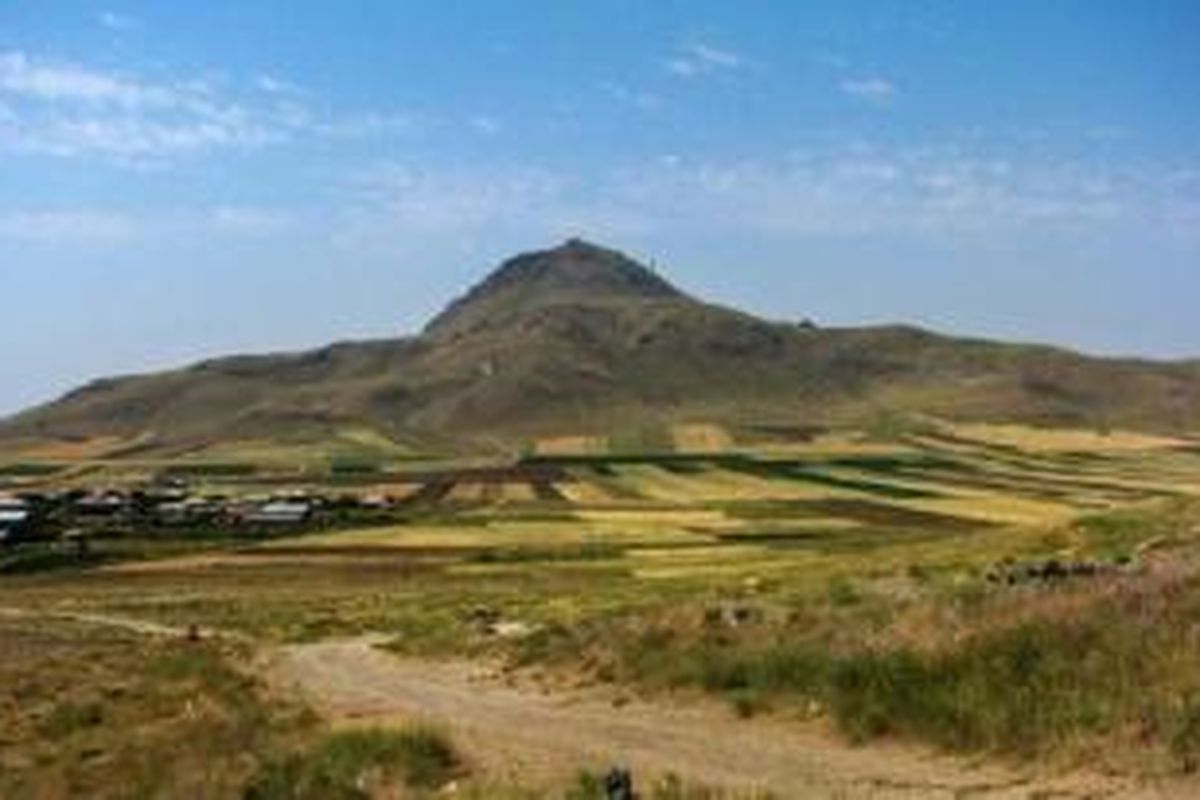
[4,607,1182,797]
[270,636,1167,798]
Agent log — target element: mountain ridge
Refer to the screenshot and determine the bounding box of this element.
[4,239,1200,454]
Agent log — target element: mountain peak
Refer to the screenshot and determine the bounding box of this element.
[424,239,687,336]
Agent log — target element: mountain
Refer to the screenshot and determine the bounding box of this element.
[425,238,686,337]
[4,239,1200,456]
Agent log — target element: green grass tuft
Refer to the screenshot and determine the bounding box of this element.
[245,725,460,799]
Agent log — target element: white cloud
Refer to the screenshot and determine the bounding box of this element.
[336,162,656,254]
[0,210,140,244]
[5,146,1193,258]
[665,42,743,79]
[0,51,162,107]
[0,51,414,164]
[0,51,292,161]
[469,115,501,135]
[315,111,416,140]
[0,205,301,247]
[334,146,1199,255]
[97,11,138,32]
[840,77,897,105]
[254,74,304,96]
[599,81,660,111]
[208,206,293,236]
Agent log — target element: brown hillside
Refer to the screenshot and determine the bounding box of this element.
[3,239,1200,454]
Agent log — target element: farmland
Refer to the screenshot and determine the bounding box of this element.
[3,420,1200,796]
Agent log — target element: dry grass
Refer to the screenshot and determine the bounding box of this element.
[948,422,1188,453]
[900,492,1082,526]
[0,616,311,799]
[671,424,734,452]
[534,434,609,456]
[0,435,134,462]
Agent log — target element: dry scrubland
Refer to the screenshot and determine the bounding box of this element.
[4,421,1200,796]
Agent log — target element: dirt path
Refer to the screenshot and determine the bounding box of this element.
[0,606,188,637]
[269,636,1170,798]
[3,607,1183,797]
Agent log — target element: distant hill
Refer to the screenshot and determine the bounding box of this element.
[4,238,1200,456]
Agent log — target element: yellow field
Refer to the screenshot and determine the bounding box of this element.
[533,434,609,455]
[671,423,734,451]
[946,422,1189,453]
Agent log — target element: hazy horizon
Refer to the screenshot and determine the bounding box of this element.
[3,1,1198,416]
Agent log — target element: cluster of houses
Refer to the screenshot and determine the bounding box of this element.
[0,495,31,544]
[0,484,402,545]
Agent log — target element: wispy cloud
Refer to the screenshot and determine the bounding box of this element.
[615,148,1170,238]
[5,144,1194,258]
[665,42,743,79]
[316,111,417,140]
[208,206,293,236]
[599,81,660,111]
[0,209,140,244]
[336,162,654,254]
[97,11,138,33]
[0,204,299,246]
[0,51,290,161]
[0,51,412,164]
[840,77,897,105]
[253,74,305,97]
[334,144,1199,253]
[468,115,502,135]
[0,51,161,106]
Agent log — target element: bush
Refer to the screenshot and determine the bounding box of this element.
[827,618,1150,756]
[40,699,103,738]
[244,725,460,799]
[548,571,1200,768]
[1172,694,1200,772]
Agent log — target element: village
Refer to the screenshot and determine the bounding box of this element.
[0,458,577,556]
[0,481,399,549]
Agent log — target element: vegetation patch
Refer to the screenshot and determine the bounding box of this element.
[246,725,461,798]
[0,462,66,476]
[515,567,1200,769]
[0,617,310,799]
[160,461,259,477]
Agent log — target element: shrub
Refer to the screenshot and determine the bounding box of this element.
[244,725,460,799]
[40,699,103,738]
[827,617,1155,756]
[1171,694,1200,772]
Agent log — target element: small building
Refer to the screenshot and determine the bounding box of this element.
[244,501,312,525]
[359,493,393,510]
[154,496,222,525]
[74,491,128,517]
[0,496,31,543]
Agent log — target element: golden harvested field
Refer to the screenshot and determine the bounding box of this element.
[946,422,1189,453]
[671,423,735,452]
[533,434,608,455]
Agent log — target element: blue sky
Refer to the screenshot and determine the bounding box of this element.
[1,1,1198,415]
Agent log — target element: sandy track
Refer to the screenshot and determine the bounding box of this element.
[270,637,1168,798]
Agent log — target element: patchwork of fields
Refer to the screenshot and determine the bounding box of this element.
[251,422,1200,580]
[5,422,1200,792]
